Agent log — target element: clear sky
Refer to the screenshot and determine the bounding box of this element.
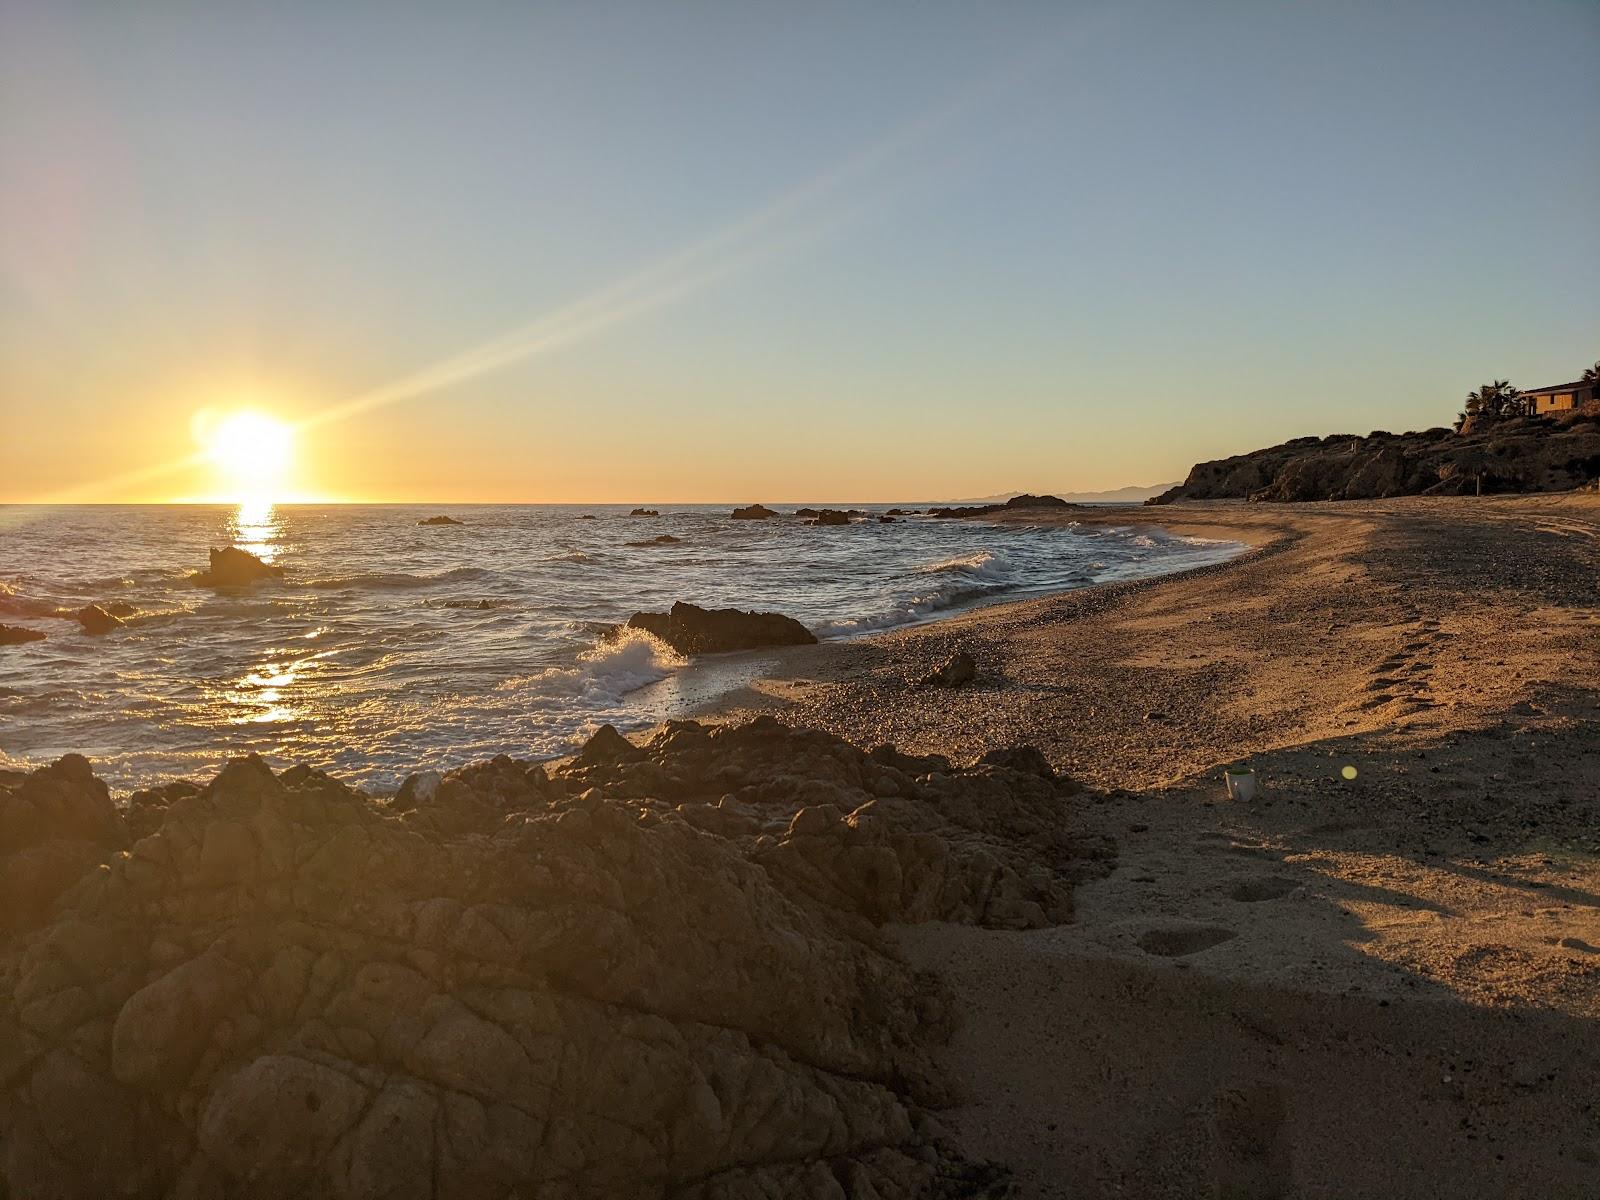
[2,0,1596,503]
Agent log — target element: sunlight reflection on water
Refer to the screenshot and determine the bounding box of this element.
[229,500,279,562]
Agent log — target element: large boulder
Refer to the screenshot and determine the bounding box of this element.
[730,504,779,520]
[191,546,284,588]
[627,601,818,654]
[417,515,463,526]
[0,724,1104,1196]
[809,509,852,526]
[629,507,660,517]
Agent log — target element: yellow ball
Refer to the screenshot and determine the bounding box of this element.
[1340,765,1358,781]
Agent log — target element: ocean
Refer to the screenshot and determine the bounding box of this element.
[0,503,1242,789]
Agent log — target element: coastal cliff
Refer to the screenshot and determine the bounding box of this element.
[1151,409,1600,503]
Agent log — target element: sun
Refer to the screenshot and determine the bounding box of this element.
[200,411,294,502]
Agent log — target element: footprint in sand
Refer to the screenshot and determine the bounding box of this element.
[1137,926,1238,957]
[1229,877,1300,902]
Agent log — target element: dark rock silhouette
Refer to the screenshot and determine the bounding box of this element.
[191,546,284,588]
[0,624,45,646]
[417,515,463,526]
[74,605,123,636]
[0,723,1103,1196]
[929,494,1071,519]
[1151,412,1600,503]
[627,534,682,546]
[809,509,852,526]
[627,600,817,654]
[730,504,779,520]
[628,507,660,517]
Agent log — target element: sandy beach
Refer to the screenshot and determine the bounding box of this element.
[700,494,1600,1197]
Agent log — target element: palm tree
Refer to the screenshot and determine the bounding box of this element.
[1582,360,1599,386]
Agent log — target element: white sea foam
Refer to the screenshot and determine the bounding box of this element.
[498,627,686,706]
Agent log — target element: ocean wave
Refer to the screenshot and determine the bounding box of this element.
[0,587,64,618]
[548,550,595,564]
[307,566,491,590]
[815,579,1019,637]
[496,627,686,705]
[914,549,1013,583]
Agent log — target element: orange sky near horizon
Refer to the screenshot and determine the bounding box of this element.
[3,3,1594,507]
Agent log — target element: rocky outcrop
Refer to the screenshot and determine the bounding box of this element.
[1152,411,1600,504]
[0,625,45,646]
[928,495,1072,519]
[0,719,1105,1197]
[627,535,683,546]
[809,509,852,526]
[0,754,126,933]
[74,605,123,636]
[191,546,285,588]
[627,601,818,655]
[629,508,660,517]
[417,515,463,526]
[730,504,778,520]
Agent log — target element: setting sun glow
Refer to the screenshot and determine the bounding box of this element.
[197,411,294,503]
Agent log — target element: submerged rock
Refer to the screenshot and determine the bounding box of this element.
[627,600,817,654]
[730,504,779,520]
[626,534,683,546]
[74,604,123,636]
[0,722,1106,1196]
[191,546,284,588]
[417,515,463,526]
[0,624,45,646]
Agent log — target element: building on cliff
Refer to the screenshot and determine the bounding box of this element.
[1520,379,1598,416]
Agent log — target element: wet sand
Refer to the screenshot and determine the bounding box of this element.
[701,494,1600,1198]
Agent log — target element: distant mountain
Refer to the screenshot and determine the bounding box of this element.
[946,483,1178,505]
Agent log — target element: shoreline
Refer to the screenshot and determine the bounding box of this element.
[693,492,1600,1195]
[4,493,1597,1196]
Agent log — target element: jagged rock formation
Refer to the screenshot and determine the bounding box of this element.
[0,718,1104,1197]
[191,546,285,588]
[1151,411,1600,504]
[729,505,778,520]
[417,516,464,526]
[627,601,818,655]
[629,508,661,517]
[0,625,46,646]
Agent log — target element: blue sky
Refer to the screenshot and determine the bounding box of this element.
[2,0,1596,501]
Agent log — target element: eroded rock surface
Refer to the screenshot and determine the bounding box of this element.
[1151,411,1600,503]
[0,718,1101,1198]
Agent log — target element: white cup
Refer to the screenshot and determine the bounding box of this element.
[1226,769,1257,802]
